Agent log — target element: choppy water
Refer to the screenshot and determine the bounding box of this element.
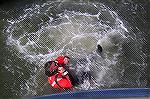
[0,0,149,99]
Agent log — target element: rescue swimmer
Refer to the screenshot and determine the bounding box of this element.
[44,45,103,90]
[44,56,80,90]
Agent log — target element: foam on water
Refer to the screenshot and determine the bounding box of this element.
[4,1,134,96]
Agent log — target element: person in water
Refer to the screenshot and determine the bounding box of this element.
[44,44,102,90]
[44,55,80,90]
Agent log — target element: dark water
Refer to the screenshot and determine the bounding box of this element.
[0,0,149,99]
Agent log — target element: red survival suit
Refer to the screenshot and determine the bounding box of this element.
[47,56,73,89]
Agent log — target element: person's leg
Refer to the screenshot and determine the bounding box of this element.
[74,70,92,85]
[65,67,80,86]
[65,66,92,86]
[80,71,92,83]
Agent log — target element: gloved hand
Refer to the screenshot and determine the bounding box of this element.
[58,67,68,77]
[54,61,58,66]
[58,67,65,73]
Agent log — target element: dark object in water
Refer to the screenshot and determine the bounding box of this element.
[97,44,102,53]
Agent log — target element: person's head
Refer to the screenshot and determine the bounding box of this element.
[56,55,70,65]
[64,56,70,65]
